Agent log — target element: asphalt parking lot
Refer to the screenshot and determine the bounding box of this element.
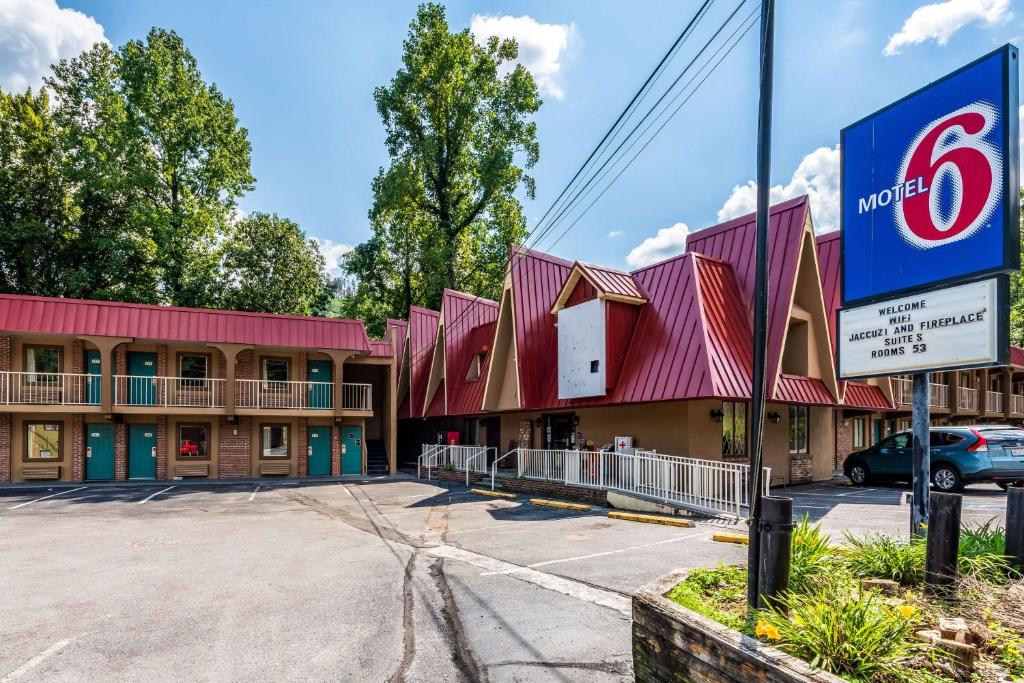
[0,477,1010,682]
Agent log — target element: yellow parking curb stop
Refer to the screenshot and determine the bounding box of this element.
[713,532,749,545]
[469,488,516,500]
[530,498,591,512]
[608,511,694,527]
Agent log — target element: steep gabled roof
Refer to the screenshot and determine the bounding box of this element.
[551,261,647,313]
[685,196,811,399]
[815,232,841,353]
[387,318,408,367]
[402,306,439,419]
[444,289,499,415]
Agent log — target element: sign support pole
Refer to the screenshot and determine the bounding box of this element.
[746,0,774,609]
[911,371,930,536]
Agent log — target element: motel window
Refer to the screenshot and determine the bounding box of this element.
[179,354,209,388]
[465,352,487,382]
[178,424,209,459]
[852,418,866,449]
[789,405,809,454]
[262,358,289,384]
[897,418,911,433]
[25,422,63,460]
[722,401,746,457]
[261,425,289,458]
[25,346,61,381]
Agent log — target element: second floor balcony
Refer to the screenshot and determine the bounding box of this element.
[0,371,372,413]
[893,378,950,409]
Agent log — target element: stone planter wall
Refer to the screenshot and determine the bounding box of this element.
[632,569,845,683]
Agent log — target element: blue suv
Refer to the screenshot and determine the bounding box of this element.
[843,426,1024,492]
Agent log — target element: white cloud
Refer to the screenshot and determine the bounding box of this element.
[883,0,1011,56]
[0,0,107,92]
[717,145,840,234]
[625,222,689,269]
[607,230,624,238]
[470,14,575,99]
[314,238,353,275]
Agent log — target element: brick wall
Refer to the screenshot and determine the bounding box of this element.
[297,418,308,477]
[332,423,341,476]
[115,344,127,375]
[157,416,168,479]
[236,350,252,380]
[219,416,251,477]
[789,454,812,484]
[836,414,854,472]
[420,468,486,486]
[71,415,84,481]
[0,336,11,371]
[115,422,127,480]
[495,476,608,505]
[0,413,10,482]
[71,340,84,374]
[157,345,168,405]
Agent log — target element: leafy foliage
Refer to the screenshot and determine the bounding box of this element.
[340,2,541,330]
[844,532,927,585]
[666,564,748,631]
[789,515,849,595]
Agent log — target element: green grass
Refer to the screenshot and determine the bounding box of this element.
[789,515,850,595]
[665,564,749,632]
[843,532,926,585]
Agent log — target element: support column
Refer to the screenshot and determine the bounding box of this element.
[911,372,931,536]
[79,336,133,415]
[331,424,341,476]
[322,350,360,419]
[71,414,85,481]
[208,344,251,416]
[156,416,168,480]
[297,417,308,477]
[0,412,11,483]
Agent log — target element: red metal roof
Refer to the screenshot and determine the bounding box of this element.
[441,290,498,416]
[0,294,370,352]
[387,318,408,365]
[406,306,439,419]
[1012,346,1024,368]
[368,339,393,357]
[685,196,810,399]
[815,232,841,353]
[773,374,835,406]
[694,255,754,399]
[842,382,894,410]
[423,382,446,418]
[576,262,646,300]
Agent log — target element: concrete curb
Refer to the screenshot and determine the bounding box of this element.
[470,488,517,500]
[530,498,591,512]
[608,511,695,527]
[712,532,749,545]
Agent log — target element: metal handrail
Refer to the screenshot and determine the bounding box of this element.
[463,446,494,486]
[490,448,519,490]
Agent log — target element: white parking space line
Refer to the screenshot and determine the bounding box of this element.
[1,637,75,681]
[445,518,553,536]
[137,486,175,504]
[248,485,261,502]
[7,487,85,510]
[479,531,710,576]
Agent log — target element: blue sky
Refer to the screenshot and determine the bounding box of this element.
[3,0,1022,272]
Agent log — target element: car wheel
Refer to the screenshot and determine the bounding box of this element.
[848,462,869,486]
[932,465,963,493]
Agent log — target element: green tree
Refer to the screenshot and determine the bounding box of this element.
[343,2,540,328]
[46,28,254,307]
[0,89,76,296]
[219,212,330,316]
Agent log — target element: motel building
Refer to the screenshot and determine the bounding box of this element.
[0,296,398,484]
[396,197,898,486]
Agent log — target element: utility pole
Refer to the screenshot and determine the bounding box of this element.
[746,0,775,609]
[911,372,930,535]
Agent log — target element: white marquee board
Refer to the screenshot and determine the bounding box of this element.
[838,277,1001,379]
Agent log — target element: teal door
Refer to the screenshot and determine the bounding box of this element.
[308,426,332,476]
[85,350,101,405]
[128,424,157,479]
[307,360,333,409]
[341,426,362,475]
[127,352,157,405]
[86,424,115,480]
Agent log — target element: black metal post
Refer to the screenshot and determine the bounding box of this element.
[911,372,930,536]
[1006,487,1024,574]
[746,0,775,609]
[925,491,962,592]
[757,496,793,607]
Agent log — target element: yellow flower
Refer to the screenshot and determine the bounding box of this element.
[897,604,916,619]
[755,620,769,637]
[765,625,781,641]
[755,620,781,641]
[793,535,804,545]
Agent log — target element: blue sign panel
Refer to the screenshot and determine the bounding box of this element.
[841,45,1019,305]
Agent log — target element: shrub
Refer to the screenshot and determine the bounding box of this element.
[757,590,930,682]
[442,461,455,472]
[958,520,1010,583]
[788,516,849,595]
[843,532,926,585]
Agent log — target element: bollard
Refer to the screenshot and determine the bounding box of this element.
[757,495,793,608]
[1007,487,1024,574]
[925,491,962,592]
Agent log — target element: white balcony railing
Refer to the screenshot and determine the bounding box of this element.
[957,386,978,411]
[930,383,949,408]
[986,390,1004,414]
[893,378,912,405]
[0,371,98,405]
[235,380,371,411]
[113,376,226,408]
[1011,394,1024,415]
[893,378,948,408]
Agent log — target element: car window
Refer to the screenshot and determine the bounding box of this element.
[880,434,910,449]
[930,432,964,446]
[978,429,1024,445]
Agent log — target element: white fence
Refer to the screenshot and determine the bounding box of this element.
[986,390,1003,414]
[235,379,371,410]
[425,444,771,520]
[418,444,491,485]
[0,371,97,405]
[114,375,226,407]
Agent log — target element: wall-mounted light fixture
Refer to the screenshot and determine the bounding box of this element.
[767,411,782,424]
[710,409,724,423]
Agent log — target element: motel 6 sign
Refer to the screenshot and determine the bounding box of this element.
[838,45,1019,379]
